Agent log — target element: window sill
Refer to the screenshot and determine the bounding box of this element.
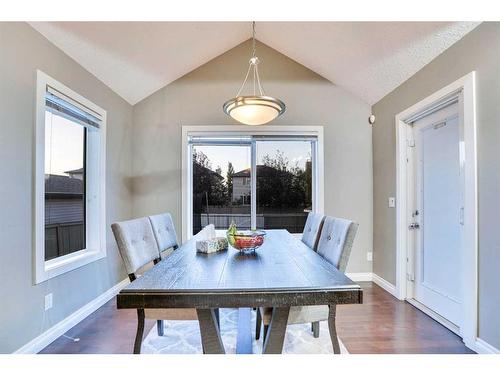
[35,247,106,284]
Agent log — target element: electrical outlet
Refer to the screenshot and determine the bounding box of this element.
[388,197,396,208]
[45,293,53,311]
[367,251,373,262]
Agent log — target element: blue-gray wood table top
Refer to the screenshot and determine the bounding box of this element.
[117,230,362,309]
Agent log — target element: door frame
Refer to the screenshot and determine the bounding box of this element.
[395,72,477,346]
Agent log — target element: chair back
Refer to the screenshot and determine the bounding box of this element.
[149,213,178,252]
[316,216,358,272]
[301,212,325,250]
[111,217,161,276]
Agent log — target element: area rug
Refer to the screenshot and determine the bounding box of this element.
[142,308,348,354]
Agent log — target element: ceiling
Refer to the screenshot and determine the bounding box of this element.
[30,22,480,105]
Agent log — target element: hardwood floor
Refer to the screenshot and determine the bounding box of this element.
[40,282,473,354]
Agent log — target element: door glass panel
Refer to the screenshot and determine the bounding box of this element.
[421,117,461,301]
[256,140,313,233]
[192,145,251,235]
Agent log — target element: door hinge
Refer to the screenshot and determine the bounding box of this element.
[406,273,415,282]
[407,139,415,147]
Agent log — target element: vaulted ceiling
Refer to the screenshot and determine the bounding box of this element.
[30,22,480,105]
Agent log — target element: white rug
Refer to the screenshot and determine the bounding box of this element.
[142,308,348,354]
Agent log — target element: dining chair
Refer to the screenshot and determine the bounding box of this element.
[255,216,358,354]
[148,212,178,259]
[301,212,325,250]
[111,216,198,354]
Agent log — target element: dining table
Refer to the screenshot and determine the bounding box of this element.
[117,229,363,354]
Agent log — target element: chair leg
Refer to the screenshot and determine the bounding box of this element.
[312,321,320,338]
[134,309,145,354]
[327,305,341,354]
[263,323,269,342]
[157,320,164,336]
[255,308,262,340]
[214,308,220,329]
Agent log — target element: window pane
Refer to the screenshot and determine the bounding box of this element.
[44,110,86,261]
[192,145,251,235]
[256,141,313,233]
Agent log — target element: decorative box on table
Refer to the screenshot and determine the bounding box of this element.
[196,237,228,254]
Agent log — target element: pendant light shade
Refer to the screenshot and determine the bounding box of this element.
[223,23,285,125]
[223,95,285,126]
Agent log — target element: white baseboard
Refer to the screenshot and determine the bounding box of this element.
[14,278,129,354]
[346,272,399,300]
[469,338,500,354]
[372,273,399,298]
[407,298,460,335]
[346,272,373,282]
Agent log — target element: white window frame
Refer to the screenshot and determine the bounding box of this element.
[181,125,324,242]
[34,70,107,284]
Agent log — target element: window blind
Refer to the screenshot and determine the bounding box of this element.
[189,134,318,145]
[45,88,101,129]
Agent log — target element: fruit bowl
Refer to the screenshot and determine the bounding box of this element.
[227,230,266,252]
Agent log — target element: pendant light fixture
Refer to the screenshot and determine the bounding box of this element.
[223,22,285,125]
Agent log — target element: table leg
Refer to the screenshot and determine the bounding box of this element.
[236,308,253,354]
[196,308,225,354]
[133,309,145,354]
[327,305,341,354]
[262,306,290,354]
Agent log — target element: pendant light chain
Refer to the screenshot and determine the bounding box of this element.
[252,21,256,58]
[235,21,266,97]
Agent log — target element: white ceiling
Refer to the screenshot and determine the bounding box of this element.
[30,22,480,105]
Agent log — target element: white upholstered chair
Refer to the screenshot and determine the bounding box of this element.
[256,216,359,353]
[148,212,178,258]
[112,216,199,354]
[301,212,325,250]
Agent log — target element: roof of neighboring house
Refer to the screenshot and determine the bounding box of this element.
[232,165,291,178]
[64,167,84,174]
[45,174,84,195]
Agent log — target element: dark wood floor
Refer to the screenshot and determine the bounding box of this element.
[40,282,474,354]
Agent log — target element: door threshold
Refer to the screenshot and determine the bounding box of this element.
[406,298,461,336]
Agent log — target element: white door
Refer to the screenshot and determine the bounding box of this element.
[408,102,463,328]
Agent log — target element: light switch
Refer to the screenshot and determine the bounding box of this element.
[388,197,396,208]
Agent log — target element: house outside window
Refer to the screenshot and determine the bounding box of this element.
[34,71,106,284]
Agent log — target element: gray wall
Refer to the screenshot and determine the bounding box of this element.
[372,22,500,347]
[132,40,373,274]
[0,23,133,353]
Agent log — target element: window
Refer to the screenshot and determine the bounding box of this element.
[44,108,86,260]
[34,71,106,283]
[183,127,323,240]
